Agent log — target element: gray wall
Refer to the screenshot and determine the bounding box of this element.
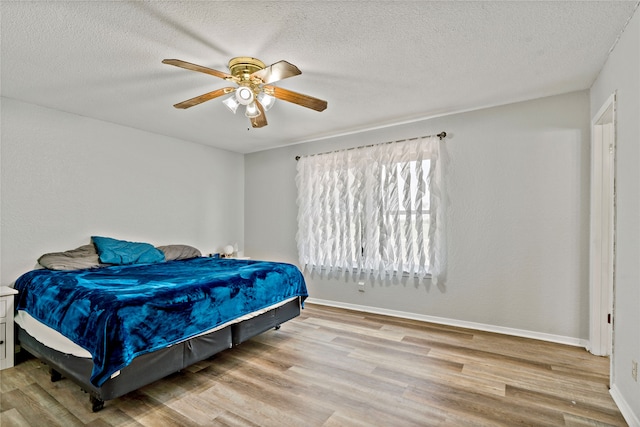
[245,90,591,343]
[590,7,640,423]
[1,98,245,285]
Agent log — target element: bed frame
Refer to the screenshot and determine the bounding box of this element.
[16,297,302,412]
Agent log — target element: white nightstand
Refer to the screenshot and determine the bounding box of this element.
[0,286,19,370]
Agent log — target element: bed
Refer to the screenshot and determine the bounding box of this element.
[12,238,308,412]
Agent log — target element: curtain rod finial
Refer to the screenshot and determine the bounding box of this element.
[295,156,301,161]
[438,132,446,140]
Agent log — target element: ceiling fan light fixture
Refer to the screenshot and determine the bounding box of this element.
[222,95,240,113]
[235,86,254,105]
[257,92,276,111]
[244,101,261,118]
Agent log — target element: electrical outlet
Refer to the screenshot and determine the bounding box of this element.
[632,360,638,382]
[358,281,365,293]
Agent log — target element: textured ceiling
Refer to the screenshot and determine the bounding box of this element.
[1,1,638,153]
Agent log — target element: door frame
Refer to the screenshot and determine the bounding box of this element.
[588,92,616,371]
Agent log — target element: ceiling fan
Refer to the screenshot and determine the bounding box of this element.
[162,57,328,128]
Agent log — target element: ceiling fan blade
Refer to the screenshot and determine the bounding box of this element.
[250,101,268,128]
[172,87,235,109]
[265,86,327,112]
[251,60,301,84]
[162,59,238,82]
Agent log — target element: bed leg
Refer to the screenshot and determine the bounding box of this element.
[49,368,63,382]
[90,395,105,412]
[274,324,281,330]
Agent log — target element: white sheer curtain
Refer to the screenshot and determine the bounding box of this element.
[296,135,446,284]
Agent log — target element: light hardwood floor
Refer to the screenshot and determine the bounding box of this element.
[0,303,627,426]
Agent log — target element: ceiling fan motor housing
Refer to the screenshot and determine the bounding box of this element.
[228,57,266,79]
[228,57,267,101]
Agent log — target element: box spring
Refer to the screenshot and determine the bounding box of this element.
[232,297,302,345]
[16,297,301,411]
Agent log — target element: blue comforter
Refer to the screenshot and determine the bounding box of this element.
[14,257,308,386]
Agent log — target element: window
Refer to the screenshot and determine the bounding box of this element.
[296,135,446,284]
[387,159,431,272]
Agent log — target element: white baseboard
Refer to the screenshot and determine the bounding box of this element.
[610,385,640,427]
[305,298,588,348]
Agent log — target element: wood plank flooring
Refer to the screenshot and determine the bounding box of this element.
[0,303,627,426]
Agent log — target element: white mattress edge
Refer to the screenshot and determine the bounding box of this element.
[16,297,298,359]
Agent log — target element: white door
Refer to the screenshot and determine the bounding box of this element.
[589,93,616,371]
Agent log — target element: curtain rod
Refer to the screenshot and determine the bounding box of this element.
[295,131,446,161]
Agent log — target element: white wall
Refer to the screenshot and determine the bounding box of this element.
[245,90,591,343]
[1,98,244,285]
[590,7,640,424]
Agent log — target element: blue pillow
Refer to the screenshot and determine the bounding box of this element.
[91,236,165,265]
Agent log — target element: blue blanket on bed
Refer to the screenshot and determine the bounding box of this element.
[14,257,308,386]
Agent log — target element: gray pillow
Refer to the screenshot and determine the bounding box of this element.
[38,244,105,270]
[157,244,202,261]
